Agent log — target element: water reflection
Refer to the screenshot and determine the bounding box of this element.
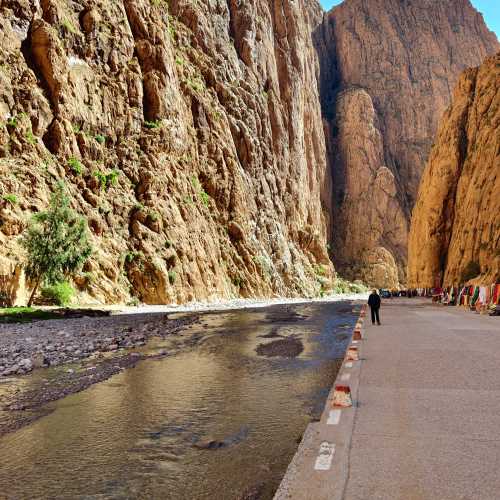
[0,301,359,500]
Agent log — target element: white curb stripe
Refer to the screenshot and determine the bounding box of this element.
[314,442,336,470]
[327,409,341,425]
[341,373,351,382]
[345,362,353,368]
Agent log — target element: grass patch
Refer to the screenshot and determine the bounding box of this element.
[68,157,83,175]
[148,210,160,222]
[185,77,205,93]
[6,116,18,128]
[168,24,176,40]
[314,264,327,276]
[94,169,120,190]
[125,251,144,264]
[41,281,75,307]
[2,194,18,205]
[190,176,211,207]
[332,278,368,294]
[0,307,60,324]
[61,19,77,33]
[144,119,162,129]
[26,131,37,145]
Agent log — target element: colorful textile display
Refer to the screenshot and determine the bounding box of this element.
[470,287,480,307]
[478,287,486,305]
[494,284,500,305]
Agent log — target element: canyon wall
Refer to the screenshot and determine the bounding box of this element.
[315,0,499,288]
[0,0,333,305]
[408,53,499,287]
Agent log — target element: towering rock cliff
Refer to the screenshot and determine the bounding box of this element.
[315,0,499,288]
[408,53,500,287]
[0,0,333,305]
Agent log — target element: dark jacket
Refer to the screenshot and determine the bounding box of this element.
[368,293,381,309]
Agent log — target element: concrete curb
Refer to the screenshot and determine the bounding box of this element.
[274,305,367,500]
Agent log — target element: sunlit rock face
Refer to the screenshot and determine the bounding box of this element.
[0,0,333,304]
[314,0,499,288]
[408,53,500,287]
[1,0,497,304]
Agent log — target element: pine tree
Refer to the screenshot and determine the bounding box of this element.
[20,182,92,306]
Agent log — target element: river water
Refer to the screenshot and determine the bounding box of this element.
[0,301,359,500]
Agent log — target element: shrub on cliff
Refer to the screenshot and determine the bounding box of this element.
[333,278,368,294]
[20,182,92,306]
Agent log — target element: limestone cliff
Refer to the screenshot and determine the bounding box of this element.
[315,0,499,288]
[0,0,332,305]
[408,53,500,287]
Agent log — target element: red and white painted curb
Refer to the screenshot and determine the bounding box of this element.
[346,346,359,361]
[314,442,336,470]
[312,305,366,472]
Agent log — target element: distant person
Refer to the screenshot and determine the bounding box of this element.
[368,289,381,325]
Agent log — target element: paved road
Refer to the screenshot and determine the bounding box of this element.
[275,298,500,500]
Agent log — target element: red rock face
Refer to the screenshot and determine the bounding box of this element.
[0,0,333,305]
[408,53,500,287]
[315,0,499,287]
[0,0,497,304]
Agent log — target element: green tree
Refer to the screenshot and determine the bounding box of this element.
[20,183,92,306]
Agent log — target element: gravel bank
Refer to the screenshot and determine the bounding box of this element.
[116,292,370,315]
[0,312,196,377]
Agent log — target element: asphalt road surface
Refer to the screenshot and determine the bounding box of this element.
[276,298,500,500]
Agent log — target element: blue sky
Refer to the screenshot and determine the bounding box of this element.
[320,0,499,38]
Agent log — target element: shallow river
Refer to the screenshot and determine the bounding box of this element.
[0,301,359,500]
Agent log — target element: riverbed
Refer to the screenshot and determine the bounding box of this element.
[0,301,360,499]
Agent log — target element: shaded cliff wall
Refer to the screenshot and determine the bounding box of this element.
[408,53,500,287]
[0,0,332,305]
[314,0,499,288]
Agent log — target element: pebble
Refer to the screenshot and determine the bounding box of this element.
[0,314,193,378]
[19,359,33,372]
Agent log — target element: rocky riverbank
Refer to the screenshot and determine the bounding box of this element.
[0,311,199,436]
[0,311,196,377]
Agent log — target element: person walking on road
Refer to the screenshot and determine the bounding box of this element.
[368,289,381,325]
